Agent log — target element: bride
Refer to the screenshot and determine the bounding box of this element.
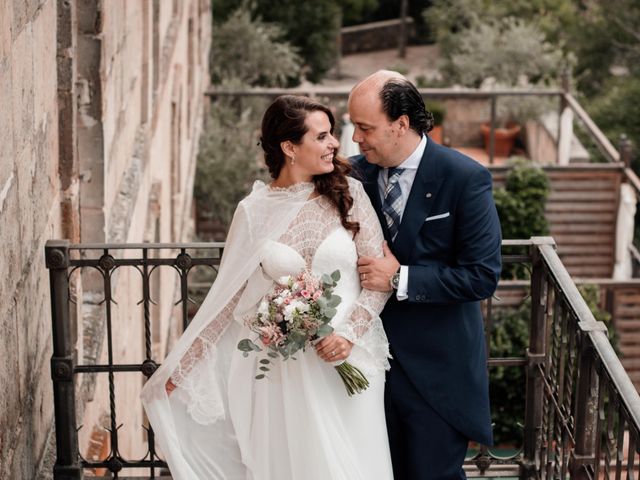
[141,95,394,480]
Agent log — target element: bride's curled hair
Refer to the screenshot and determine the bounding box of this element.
[260,95,359,238]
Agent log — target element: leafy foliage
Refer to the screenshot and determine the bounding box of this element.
[252,0,341,83]
[194,98,269,235]
[494,159,550,279]
[440,17,566,88]
[211,9,301,87]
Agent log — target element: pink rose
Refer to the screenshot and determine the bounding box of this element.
[300,289,311,299]
[312,290,322,300]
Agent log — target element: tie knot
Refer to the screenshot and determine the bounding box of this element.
[388,167,405,183]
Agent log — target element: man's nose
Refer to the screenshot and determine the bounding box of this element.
[352,128,362,143]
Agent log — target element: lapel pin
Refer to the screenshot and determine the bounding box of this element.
[426,192,432,198]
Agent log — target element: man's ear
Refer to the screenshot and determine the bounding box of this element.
[280,140,296,158]
[396,114,411,136]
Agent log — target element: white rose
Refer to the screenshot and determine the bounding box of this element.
[283,303,297,322]
[257,301,269,317]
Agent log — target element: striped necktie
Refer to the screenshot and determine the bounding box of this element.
[382,167,405,241]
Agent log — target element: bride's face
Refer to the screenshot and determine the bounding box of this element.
[288,111,339,177]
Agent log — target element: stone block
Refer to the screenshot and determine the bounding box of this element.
[11,0,27,40]
[31,0,56,134]
[0,1,12,64]
[0,65,13,189]
[0,302,20,466]
[15,143,36,261]
[0,176,21,303]
[11,23,34,156]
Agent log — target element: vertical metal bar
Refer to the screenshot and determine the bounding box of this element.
[398,0,408,58]
[45,240,83,479]
[571,332,597,479]
[100,250,120,475]
[489,96,496,165]
[522,241,548,478]
[558,70,570,163]
[615,409,625,480]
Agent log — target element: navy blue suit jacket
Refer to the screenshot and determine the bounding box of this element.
[351,140,501,445]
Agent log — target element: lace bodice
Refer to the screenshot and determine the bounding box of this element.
[172,178,390,392]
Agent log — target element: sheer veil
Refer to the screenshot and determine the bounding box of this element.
[141,180,315,479]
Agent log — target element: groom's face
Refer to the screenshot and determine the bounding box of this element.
[348,89,402,168]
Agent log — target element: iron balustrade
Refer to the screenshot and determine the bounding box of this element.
[45,237,640,479]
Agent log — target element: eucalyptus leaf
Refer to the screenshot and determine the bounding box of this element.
[331,270,341,282]
[255,374,266,380]
[324,307,337,319]
[237,339,255,352]
[259,366,270,372]
[317,324,334,337]
[259,359,270,365]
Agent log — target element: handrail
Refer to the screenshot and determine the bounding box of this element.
[206,86,564,99]
[537,241,640,428]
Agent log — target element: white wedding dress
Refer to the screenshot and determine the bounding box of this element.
[143,178,393,480]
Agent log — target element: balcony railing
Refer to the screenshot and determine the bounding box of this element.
[206,85,640,198]
[45,237,640,479]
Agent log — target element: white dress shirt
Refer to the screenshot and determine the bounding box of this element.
[377,135,427,300]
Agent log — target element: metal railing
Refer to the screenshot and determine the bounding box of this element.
[45,237,640,479]
[207,85,640,196]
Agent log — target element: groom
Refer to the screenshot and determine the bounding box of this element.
[348,71,502,480]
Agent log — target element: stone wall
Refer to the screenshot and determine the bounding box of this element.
[0,1,211,478]
[341,18,415,55]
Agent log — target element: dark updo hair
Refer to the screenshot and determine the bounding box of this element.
[260,95,359,237]
[379,78,434,135]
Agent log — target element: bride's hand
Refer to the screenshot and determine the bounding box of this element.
[315,334,353,362]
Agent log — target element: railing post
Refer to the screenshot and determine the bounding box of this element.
[569,330,601,479]
[619,134,632,169]
[489,96,496,165]
[45,240,82,480]
[521,238,552,479]
[557,67,571,164]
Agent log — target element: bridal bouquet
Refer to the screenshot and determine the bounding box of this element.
[237,269,369,396]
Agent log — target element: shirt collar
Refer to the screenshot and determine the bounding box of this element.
[394,135,427,171]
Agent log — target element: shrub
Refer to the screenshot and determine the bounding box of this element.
[494,158,550,279]
[194,98,270,236]
[211,9,301,87]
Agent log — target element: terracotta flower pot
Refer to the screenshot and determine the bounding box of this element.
[429,125,443,144]
[480,122,521,157]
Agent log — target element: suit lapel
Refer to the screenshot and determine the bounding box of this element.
[393,140,443,263]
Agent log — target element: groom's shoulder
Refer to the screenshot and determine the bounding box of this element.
[348,154,369,182]
[432,142,489,179]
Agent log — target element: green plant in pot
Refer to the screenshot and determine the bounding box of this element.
[480,89,549,157]
[426,100,446,144]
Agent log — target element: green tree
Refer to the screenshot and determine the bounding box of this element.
[195,99,269,235]
[441,17,566,88]
[211,9,301,87]
[253,0,341,83]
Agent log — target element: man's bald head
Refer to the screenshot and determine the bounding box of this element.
[351,70,407,98]
[349,69,432,137]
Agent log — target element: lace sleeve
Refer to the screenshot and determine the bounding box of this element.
[170,284,245,388]
[334,178,391,372]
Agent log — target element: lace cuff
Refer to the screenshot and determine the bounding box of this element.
[334,179,392,374]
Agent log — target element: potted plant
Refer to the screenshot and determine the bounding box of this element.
[426,100,446,144]
[480,90,551,157]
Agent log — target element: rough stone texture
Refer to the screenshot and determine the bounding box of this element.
[1,0,211,478]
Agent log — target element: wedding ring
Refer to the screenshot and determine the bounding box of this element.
[362,273,366,281]
[331,350,336,357]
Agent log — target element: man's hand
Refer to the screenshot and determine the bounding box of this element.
[357,241,400,292]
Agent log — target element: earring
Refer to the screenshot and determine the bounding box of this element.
[290,155,295,165]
